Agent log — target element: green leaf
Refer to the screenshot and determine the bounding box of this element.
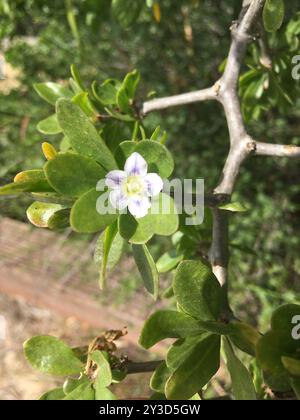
[101,121,125,153]
[223,337,256,400]
[70,64,85,91]
[256,330,300,375]
[150,392,167,400]
[139,311,205,349]
[60,136,72,152]
[115,140,174,178]
[23,336,83,376]
[44,153,105,197]
[116,87,131,114]
[34,82,73,105]
[116,70,140,113]
[229,322,261,356]
[281,357,300,377]
[271,304,300,331]
[166,335,208,371]
[198,320,233,335]
[132,244,159,299]
[112,0,144,28]
[39,387,66,400]
[92,79,119,106]
[114,141,136,166]
[150,362,172,393]
[218,202,249,212]
[156,251,183,274]
[94,222,125,289]
[190,393,201,400]
[119,193,179,244]
[94,386,117,400]
[56,99,117,172]
[0,173,53,196]
[48,208,70,230]
[173,260,223,321]
[264,371,292,392]
[63,383,95,400]
[26,202,66,228]
[29,192,74,206]
[37,114,62,135]
[72,92,96,117]
[123,70,140,100]
[70,188,118,233]
[91,350,112,387]
[63,376,89,395]
[165,334,220,400]
[263,0,285,32]
[106,107,135,122]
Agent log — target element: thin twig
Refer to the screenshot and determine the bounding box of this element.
[140,0,300,308]
[142,86,218,115]
[125,360,163,374]
[255,142,300,158]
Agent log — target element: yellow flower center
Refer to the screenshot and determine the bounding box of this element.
[124,176,144,197]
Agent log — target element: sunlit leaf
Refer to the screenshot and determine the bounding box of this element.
[24,336,83,376]
[56,99,117,171]
[173,260,223,321]
[223,337,256,400]
[34,82,73,105]
[139,311,204,349]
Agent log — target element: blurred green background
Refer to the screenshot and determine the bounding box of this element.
[0,0,300,330]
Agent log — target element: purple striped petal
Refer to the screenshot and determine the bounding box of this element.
[128,196,151,219]
[144,173,163,197]
[124,152,147,176]
[105,170,127,189]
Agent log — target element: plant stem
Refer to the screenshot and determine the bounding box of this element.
[125,360,163,374]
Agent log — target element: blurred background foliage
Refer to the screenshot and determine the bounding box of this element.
[0,0,300,329]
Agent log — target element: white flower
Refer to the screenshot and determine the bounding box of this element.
[105,152,163,219]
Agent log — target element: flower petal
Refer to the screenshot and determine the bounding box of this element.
[144,173,163,197]
[105,170,127,189]
[109,189,128,210]
[124,152,147,176]
[128,196,151,219]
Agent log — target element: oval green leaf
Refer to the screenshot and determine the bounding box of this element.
[56,99,117,171]
[150,362,172,393]
[70,189,118,233]
[26,202,66,228]
[91,350,112,388]
[45,153,105,197]
[263,0,285,32]
[37,114,62,135]
[256,330,299,375]
[223,337,257,400]
[165,334,220,400]
[34,82,73,105]
[24,335,83,376]
[271,304,300,331]
[173,260,223,321]
[139,310,204,349]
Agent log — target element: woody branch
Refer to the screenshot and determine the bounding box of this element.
[142,1,299,306]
